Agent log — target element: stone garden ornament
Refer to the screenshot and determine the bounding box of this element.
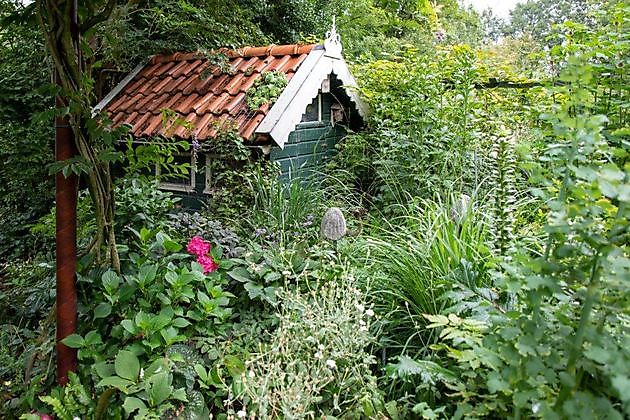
[320,207,347,241]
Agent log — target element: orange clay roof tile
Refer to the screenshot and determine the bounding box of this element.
[104,43,316,141]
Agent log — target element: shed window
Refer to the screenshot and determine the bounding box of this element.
[157,153,195,193]
[301,93,322,122]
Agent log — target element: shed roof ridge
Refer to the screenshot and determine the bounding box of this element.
[150,43,317,65]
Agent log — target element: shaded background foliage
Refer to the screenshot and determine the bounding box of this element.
[0,0,53,260]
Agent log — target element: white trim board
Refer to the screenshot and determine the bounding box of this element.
[92,59,149,116]
[256,48,369,149]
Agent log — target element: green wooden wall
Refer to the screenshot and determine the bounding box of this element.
[269,92,347,182]
[177,167,207,209]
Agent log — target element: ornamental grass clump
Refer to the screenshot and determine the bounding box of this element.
[364,196,493,354]
[233,273,383,418]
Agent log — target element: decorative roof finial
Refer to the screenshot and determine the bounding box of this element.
[324,16,342,58]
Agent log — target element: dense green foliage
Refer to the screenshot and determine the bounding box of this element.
[1,0,628,418]
[0,0,54,259]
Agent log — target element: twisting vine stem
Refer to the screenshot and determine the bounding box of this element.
[36,0,121,272]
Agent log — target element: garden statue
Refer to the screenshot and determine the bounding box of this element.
[320,207,347,241]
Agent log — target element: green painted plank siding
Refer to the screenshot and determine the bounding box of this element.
[270,122,345,180]
[178,168,207,209]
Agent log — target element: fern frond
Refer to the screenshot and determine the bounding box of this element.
[39,395,73,420]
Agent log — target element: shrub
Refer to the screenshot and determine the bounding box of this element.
[22,229,239,417]
[0,121,53,260]
[400,15,630,418]
[234,271,384,418]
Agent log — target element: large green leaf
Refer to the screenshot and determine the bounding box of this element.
[97,376,135,392]
[123,396,147,416]
[102,270,121,293]
[227,267,251,283]
[148,372,172,407]
[244,282,263,300]
[94,361,115,379]
[61,333,84,349]
[93,302,111,319]
[138,264,158,286]
[115,350,140,382]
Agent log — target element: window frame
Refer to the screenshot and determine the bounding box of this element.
[156,153,196,193]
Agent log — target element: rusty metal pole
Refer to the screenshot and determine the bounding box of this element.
[55,0,79,386]
[55,76,78,386]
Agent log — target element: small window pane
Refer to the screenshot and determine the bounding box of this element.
[161,154,191,185]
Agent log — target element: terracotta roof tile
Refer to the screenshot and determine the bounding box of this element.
[141,77,166,96]
[131,112,152,132]
[132,94,157,113]
[237,74,258,94]
[265,55,291,72]
[122,111,139,126]
[149,76,173,95]
[225,92,246,115]
[111,111,128,125]
[224,73,246,95]
[206,92,232,114]
[229,57,245,73]
[192,112,216,137]
[191,93,214,114]
[178,75,201,95]
[104,43,315,141]
[268,44,298,56]
[241,113,266,139]
[166,60,190,77]
[175,93,200,114]
[206,74,231,95]
[137,62,161,78]
[287,53,309,72]
[145,94,171,113]
[108,94,130,113]
[141,115,164,137]
[126,77,149,95]
[239,46,268,57]
[190,60,206,74]
[161,92,185,111]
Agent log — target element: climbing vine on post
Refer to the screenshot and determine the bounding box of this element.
[36,0,127,272]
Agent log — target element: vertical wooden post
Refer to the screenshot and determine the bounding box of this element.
[55,78,78,386]
[55,0,79,386]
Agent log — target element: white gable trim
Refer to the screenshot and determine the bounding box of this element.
[92,59,149,116]
[255,48,325,136]
[332,59,370,120]
[256,47,369,149]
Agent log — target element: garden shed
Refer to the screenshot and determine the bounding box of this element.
[95,26,368,202]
